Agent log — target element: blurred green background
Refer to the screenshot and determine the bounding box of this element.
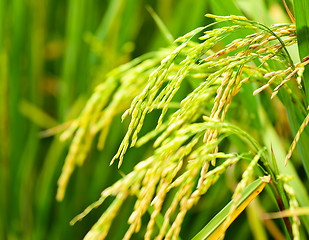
[0,0,295,239]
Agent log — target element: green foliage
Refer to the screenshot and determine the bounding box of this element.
[58,12,309,240]
[2,0,309,240]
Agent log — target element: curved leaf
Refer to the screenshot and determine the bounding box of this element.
[192,177,270,240]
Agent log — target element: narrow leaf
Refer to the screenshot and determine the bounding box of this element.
[146,5,174,45]
[192,177,269,240]
[294,0,309,104]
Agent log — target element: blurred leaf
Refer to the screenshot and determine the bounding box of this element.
[294,0,309,104]
[20,100,58,129]
[146,5,174,45]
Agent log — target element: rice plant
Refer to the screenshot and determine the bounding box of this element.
[57,3,309,240]
[2,0,309,239]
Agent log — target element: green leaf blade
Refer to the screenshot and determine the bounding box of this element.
[192,178,268,240]
[294,0,309,104]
